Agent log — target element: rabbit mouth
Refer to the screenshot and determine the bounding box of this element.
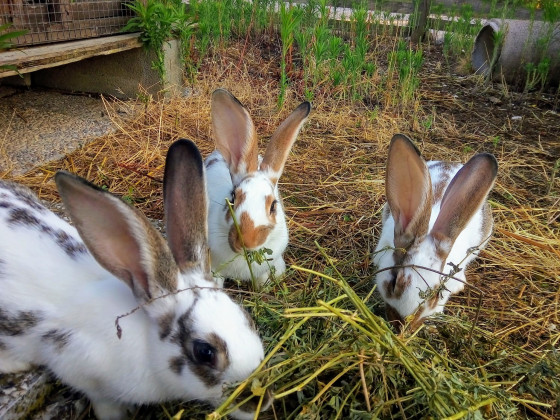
[231,387,274,418]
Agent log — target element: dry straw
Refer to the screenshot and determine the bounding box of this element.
[1,40,559,419]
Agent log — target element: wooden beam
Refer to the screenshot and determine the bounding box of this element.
[0,33,142,78]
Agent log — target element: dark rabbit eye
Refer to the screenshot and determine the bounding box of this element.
[193,340,217,367]
[270,200,278,214]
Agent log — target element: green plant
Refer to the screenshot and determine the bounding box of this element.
[388,40,424,106]
[278,3,302,107]
[123,0,195,81]
[0,23,28,73]
[524,58,550,92]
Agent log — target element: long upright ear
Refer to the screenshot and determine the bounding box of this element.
[260,101,311,184]
[430,153,498,254]
[386,134,432,249]
[211,89,258,181]
[163,139,210,273]
[55,171,178,303]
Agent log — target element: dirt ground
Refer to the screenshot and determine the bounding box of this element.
[0,87,117,176]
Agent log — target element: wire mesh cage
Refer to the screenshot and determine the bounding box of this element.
[0,0,138,47]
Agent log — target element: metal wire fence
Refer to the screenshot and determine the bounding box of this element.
[0,0,137,47]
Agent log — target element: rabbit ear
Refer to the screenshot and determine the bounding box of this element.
[260,101,311,184]
[163,139,210,273]
[55,172,178,303]
[211,89,258,181]
[386,134,432,249]
[430,153,498,254]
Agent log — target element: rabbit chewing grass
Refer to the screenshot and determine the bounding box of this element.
[373,134,498,330]
[0,139,271,420]
[206,89,311,286]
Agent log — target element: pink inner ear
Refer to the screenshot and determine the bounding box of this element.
[211,89,259,176]
[386,135,431,240]
[398,212,410,232]
[431,153,497,243]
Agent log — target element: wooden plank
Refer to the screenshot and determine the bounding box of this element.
[0,32,142,78]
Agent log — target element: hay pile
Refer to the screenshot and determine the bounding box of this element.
[2,39,559,419]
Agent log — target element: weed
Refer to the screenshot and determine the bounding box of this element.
[387,40,424,107]
[278,2,302,107]
[123,0,194,81]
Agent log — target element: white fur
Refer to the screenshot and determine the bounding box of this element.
[206,151,288,285]
[0,175,267,419]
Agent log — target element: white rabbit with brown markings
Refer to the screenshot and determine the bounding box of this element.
[373,134,498,330]
[0,139,271,420]
[206,89,311,286]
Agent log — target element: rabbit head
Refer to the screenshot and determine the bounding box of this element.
[374,134,498,330]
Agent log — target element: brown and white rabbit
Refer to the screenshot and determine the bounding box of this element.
[206,89,311,285]
[0,139,271,419]
[373,134,498,329]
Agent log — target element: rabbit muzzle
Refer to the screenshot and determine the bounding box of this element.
[228,216,273,253]
[232,387,274,419]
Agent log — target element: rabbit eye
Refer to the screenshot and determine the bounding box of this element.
[270,200,278,214]
[193,340,217,367]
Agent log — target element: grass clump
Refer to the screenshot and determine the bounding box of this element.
[123,0,195,81]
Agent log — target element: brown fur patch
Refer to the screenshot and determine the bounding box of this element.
[42,329,72,350]
[408,312,426,331]
[0,181,47,212]
[0,309,41,336]
[139,215,178,295]
[229,212,272,252]
[235,188,246,207]
[158,312,175,340]
[394,272,411,299]
[430,164,453,204]
[427,294,439,310]
[385,304,404,331]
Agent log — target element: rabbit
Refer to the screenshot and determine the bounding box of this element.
[373,134,498,330]
[206,89,311,286]
[0,139,272,420]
